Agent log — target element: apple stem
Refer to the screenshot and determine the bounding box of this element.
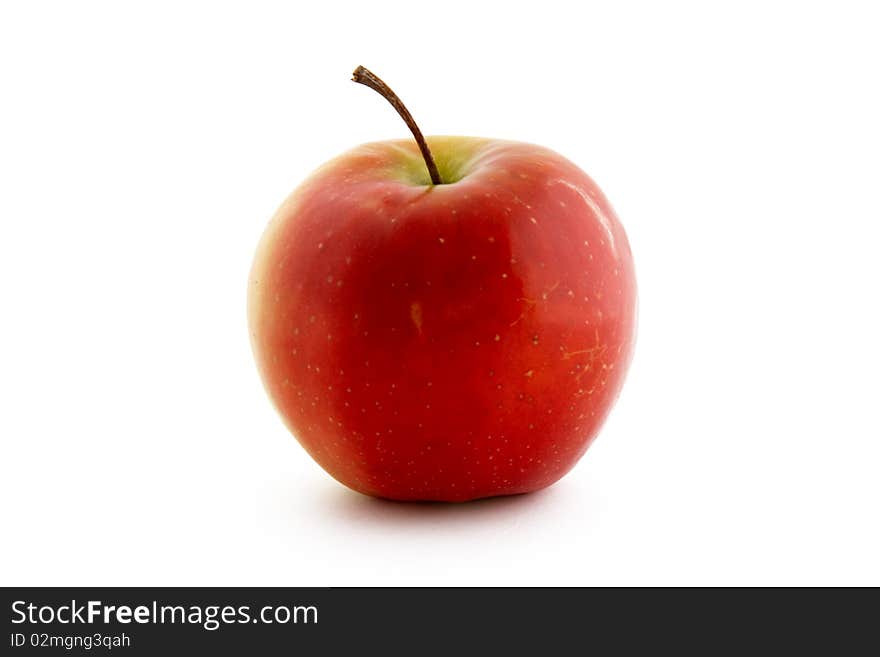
[352,66,443,185]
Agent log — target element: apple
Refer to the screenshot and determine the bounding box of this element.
[248,67,636,501]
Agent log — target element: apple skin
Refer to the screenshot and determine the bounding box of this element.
[248,137,636,502]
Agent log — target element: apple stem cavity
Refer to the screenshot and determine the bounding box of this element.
[352,65,443,185]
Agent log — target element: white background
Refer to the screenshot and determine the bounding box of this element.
[2,1,878,586]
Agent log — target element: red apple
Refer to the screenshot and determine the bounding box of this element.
[248,69,636,501]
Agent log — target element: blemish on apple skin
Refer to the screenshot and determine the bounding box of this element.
[524,370,535,378]
[509,296,537,326]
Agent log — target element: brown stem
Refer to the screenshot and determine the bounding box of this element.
[352,65,443,185]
